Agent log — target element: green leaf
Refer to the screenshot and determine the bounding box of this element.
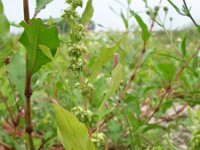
[187,107,197,125]
[141,124,164,133]
[130,11,150,41]
[54,103,95,150]
[181,36,187,57]
[197,25,200,34]
[0,0,11,68]
[124,95,141,116]
[89,34,126,80]
[98,64,122,118]
[0,0,9,35]
[19,18,59,75]
[127,0,132,5]
[193,50,199,71]
[167,0,184,15]
[6,54,26,100]
[157,63,175,81]
[35,0,53,15]
[39,44,53,60]
[120,10,129,29]
[81,0,94,24]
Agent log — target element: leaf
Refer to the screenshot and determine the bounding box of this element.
[141,124,164,133]
[54,103,95,150]
[39,44,53,60]
[167,0,184,15]
[81,0,94,24]
[197,25,200,34]
[187,107,197,125]
[0,0,11,68]
[157,63,175,81]
[35,0,53,15]
[127,0,132,5]
[89,34,126,80]
[124,95,141,116]
[6,54,26,100]
[19,18,59,75]
[98,64,122,118]
[130,11,150,41]
[193,50,199,71]
[181,36,187,57]
[120,10,129,29]
[0,0,9,35]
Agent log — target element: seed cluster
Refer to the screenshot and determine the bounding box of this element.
[71,106,93,123]
[62,0,94,96]
[62,0,86,71]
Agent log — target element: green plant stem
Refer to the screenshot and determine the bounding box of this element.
[183,0,198,27]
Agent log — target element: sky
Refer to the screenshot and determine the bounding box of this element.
[1,0,200,32]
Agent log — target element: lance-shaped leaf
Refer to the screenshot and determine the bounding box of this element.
[131,11,150,41]
[89,33,126,80]
[19,18,59,75]
[0,0,9,34]
[35,0,53,16]
[6,54,25,100]
[54,103,96,150]
[98,64,122,118]
[120,10,129,29]
[82,0,94,24]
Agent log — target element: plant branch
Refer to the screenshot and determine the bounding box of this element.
[0,91,17,127]
[147,46,200,121]
[183,0,199,27]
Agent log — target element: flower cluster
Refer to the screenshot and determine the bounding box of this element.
[62,0,86,71]
[75,79,94,97]
[71,106,94,123]
[91,132,106,147]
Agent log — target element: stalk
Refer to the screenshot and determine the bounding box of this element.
[23,0,35,149]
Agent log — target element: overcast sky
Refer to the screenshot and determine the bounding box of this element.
[1,0,200,32]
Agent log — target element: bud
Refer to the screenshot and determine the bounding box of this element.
[91,132,106,146]
[5,56,11,64]
[163,6,168,13]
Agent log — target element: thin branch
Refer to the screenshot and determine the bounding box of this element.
[183,0,199,27]
[147,46,200,121]
[0,91,16,126]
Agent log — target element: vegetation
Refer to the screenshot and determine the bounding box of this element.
[0,0,200,149]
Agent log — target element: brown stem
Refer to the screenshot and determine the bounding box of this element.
[0,91,17,127]
[158,103,188,123]
[23,0,30,22]
[24,73,35,150]
[120,41,147,102]
[23,0,35,149]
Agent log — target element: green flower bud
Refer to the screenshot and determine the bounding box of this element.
[91,132,106,146]
[71,106,94,123]
[163,6,168,13]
